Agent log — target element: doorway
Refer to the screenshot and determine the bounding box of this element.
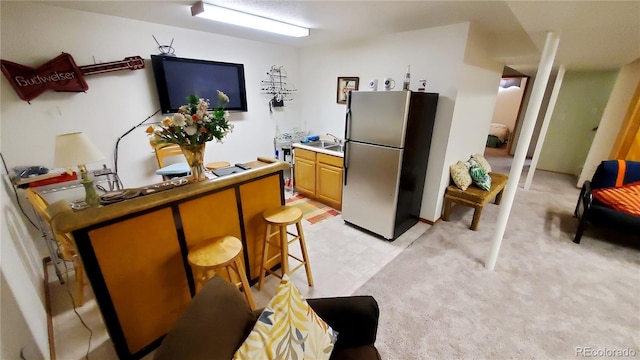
[484,74,530,173]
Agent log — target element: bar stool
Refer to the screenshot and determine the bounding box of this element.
[205,161,231,171]
[258,206,314,290]
[187,236,255,309]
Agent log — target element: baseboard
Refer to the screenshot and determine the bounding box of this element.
[43,256,56,360]
[419,217,439,225]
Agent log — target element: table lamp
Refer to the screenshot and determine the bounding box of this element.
[54,132,105,207]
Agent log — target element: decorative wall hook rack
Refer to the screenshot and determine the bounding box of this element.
[260,65,297,112]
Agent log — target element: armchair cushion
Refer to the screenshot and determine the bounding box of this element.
[153,277,257,360]
[306,296,379,352]
[592,181,640,216]
[329,346,381,360]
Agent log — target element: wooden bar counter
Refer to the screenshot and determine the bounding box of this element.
[51,159,288,359]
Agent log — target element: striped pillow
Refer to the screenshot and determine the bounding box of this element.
[592,181,640,217]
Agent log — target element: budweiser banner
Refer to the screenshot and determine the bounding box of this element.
[1,52,144,102]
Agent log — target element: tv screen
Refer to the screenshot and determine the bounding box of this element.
[151,55,248,114]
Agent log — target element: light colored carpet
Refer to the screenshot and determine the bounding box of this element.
[354,171,640,359]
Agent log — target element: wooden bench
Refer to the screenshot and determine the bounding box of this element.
[442,172,509,230]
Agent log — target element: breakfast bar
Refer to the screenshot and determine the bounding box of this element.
[51,159,289,359]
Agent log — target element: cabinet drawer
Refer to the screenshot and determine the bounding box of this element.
[317,153,343,168]
[294,148,317,161]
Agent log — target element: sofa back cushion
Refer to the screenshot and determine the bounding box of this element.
[154,276,258,360]
[592,160,640,189]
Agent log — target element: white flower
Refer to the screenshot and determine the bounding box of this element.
[198,99,209,112]
[172,113,187,127]
[184,125,197,136]
[217,90,229,103]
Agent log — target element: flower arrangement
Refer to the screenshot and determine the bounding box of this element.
[146,91,234,147]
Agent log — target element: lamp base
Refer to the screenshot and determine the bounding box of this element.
[81,178,100,207]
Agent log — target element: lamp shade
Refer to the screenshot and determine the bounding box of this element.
[54,132,105,168]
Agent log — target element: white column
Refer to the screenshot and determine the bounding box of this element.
[524,66,566,190]
[486,32,560,271]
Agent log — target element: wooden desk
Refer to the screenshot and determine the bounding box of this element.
[51,159,288,359]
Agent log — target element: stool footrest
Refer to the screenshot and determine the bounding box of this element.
[289,262,306,274]
[264,268,284,279]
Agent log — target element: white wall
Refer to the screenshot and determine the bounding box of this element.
[299,23,469,138]
[578,58,640,185]
[299,23,473,221]
[434,25,503,220]
[493,82,526,132]
[1,2,301,189]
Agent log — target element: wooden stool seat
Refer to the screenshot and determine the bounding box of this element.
[188,236,255,309]
[258,205,313,290]
[263,205,303,225]
[205,161,231,171]
[442,172,508,230]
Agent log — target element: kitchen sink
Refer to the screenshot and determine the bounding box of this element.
[304,140,339,148]
[302,140,344,153]
[324,144,344,152]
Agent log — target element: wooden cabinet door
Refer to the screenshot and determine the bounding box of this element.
[317,162,343,210]
[295,157,316,197]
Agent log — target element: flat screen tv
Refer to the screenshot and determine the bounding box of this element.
[151,55,248,114]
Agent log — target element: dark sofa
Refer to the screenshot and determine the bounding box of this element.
[574,160,640,244]
[154,276,381,360]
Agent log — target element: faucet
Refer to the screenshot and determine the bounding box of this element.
[326,133,343,145]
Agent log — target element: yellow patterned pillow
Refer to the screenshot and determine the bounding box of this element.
[450,161,472,190]
[233,275,337,360]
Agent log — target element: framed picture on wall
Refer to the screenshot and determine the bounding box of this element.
[337,77,359,104]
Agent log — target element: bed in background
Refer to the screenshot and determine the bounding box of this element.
[486,122,510,148]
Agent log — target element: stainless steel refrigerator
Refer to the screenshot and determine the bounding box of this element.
[342,90,438,240]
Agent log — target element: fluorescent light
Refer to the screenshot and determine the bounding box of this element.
[191,2,309,38]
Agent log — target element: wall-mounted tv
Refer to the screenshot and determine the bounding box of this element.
[151,55,248,114]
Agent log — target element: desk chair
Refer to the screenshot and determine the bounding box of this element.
[26,189,86,307]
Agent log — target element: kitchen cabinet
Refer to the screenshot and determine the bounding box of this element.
[294,148,343,210]
[316,153,343,210]
[294,148,317,198]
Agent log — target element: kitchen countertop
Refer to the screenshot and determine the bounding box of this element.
[51,158,289,233]
[292,143,344,158]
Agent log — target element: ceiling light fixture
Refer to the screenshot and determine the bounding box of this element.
[191,2,309,38]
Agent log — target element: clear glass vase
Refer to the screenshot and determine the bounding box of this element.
[180,144,206,182]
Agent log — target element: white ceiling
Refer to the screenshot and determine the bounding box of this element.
[40,0,640,72]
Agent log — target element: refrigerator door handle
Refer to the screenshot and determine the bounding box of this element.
[343,141,349,186]
[345,93,352,140]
